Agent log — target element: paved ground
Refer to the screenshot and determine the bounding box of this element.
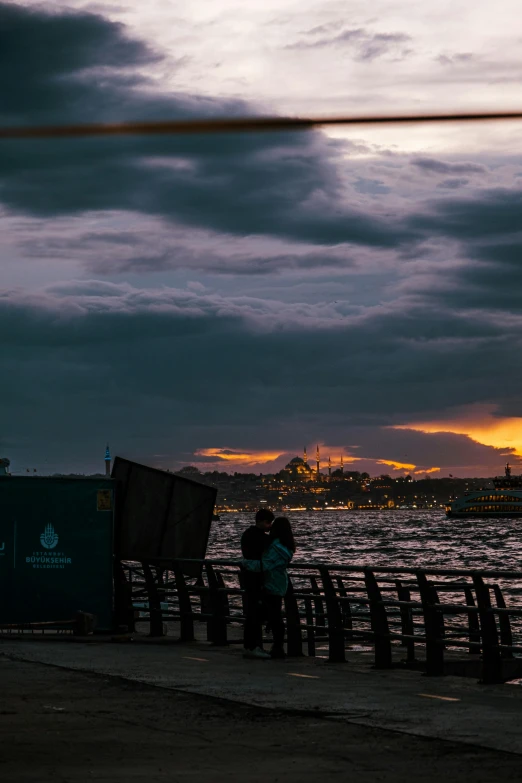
[2,656,522,782]
[2,633,522,758]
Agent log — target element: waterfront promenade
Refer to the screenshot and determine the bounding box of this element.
[2,633,522,780]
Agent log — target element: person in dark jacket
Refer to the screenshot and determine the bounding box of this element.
[240,508,274,658]
[242,516,296,659]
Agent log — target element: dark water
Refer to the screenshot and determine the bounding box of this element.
[208,510,522,655]
[207,510,522,573]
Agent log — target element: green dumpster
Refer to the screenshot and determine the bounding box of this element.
[0,477,114,630]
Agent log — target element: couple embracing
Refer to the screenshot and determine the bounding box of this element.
[240,508,296,659]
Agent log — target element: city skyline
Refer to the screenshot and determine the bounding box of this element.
[2,2,522,479]
[2,441,513,481]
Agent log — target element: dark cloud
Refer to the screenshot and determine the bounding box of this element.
[428,241,522,313]
[436,178,469,189]
[2,280,522,474]
[287,27,366,50]
[357,33,412,62]
[400,186,522,318]
[302,23,338,36]
[1,3,159,104]
[353,177,391,195]
[12,216,366,276]
[393,185,522,319]
[0,3,408,252]
[82,246,357,276]
[0,281,522,438]
[411,157,487,175]
[436,52,474,66]
[286,27,412,61]
[407,188,522,240]
[472,240,522,267]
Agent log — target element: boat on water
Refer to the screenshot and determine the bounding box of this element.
[446,463,522,518]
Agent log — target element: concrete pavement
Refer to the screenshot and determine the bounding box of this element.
[2,633,522,755]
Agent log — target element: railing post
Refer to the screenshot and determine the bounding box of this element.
[205,562,228,646]
[215,569,231,618]
[113,561,135,633]
[238,569,248,616]
[320,567,345,663]
[284,577,304,657]
[310,576,326,633]
[304,595,316,657]
[157,568,167,613]
[336,577,353,640]
[463,585,481,655]
[417,572,444,676]
[142,562,164,638]
[493,584,514,659]
[364,568,392,669]
[395,580,415,663]
[173,562,194,642]
[473,575,503,684]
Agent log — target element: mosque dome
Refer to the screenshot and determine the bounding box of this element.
[283,455,313,480]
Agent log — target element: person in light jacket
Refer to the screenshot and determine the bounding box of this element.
[242,516,296,659]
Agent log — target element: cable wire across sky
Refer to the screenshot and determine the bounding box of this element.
[1,110,522,140]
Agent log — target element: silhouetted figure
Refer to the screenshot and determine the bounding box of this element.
[241,508,274,658]
[243,516,296,659]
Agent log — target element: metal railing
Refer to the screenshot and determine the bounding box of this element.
[116,559,522,684]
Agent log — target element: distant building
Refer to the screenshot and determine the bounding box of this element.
[105,444,111,477]
[281,456,314,482]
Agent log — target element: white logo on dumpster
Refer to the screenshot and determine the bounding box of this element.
[40,524,59,550]
[25,525,72,569]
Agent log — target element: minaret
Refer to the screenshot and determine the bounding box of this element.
[340,454,344,475]
[304,446,308,464]
[316,445,320,478]
[105,443,111,477]
[328,456,332,478]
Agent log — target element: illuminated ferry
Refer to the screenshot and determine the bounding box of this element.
[446,464,522,518]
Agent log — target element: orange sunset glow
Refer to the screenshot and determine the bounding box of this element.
[376,459,441,475]
[195,448,286,466]
[193,447,441,476]
[393,406,522,457]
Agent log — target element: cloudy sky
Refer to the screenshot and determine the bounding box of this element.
[2,0,522,477]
